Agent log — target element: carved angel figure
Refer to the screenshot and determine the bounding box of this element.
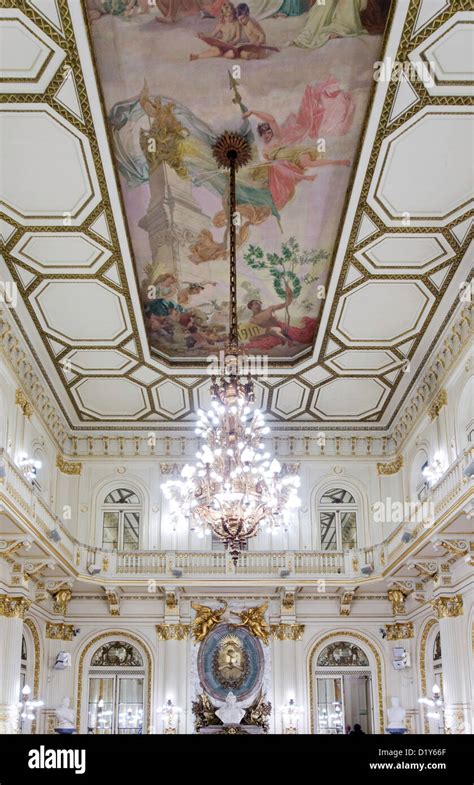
[231,602,271,644]
[191,601,228,642]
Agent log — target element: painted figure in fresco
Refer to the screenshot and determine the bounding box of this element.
[243,77,353,210]
[291,0,388,49]
[190,2,241,59]
[203,0,306,20]
[88,0,149,17]
[272,0,309,18]
[236,4,268,60]
[246,282,294,342]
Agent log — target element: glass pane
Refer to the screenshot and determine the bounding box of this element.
[122,512,140,551]
[118,678,144,735]
[320,488,355,505]
[320,511,337,551]
[104,489,140,505]
[88,678,114,734]
[341,512,357,550]
[102,512,119,550]
[317,677,344,734]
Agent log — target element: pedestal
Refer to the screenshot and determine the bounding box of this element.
[199,724,264,735]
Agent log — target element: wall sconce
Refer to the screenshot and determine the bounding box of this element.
[418,683,445,733]
[422,454,445,487]
[281,698,301,734]
[159,698,182,734]
[18,684,43,728]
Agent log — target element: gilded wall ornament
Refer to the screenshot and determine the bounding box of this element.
[51,588,72,615]
[91,640,143,667]
[46,622,75,641]
[56,455,82,475]
[317,641,369,667]
[377,455,403,476]
[387,588,407,616]
[15,389,32,419]
[231,602,271,645]
[270,624,305,641]
[191,601,227,642]
[0,594,31,619]
[211,633,250,691]
[431,594,463,619]
[385,622,414,641]
[428,389,448,421]
[156,624,190,641]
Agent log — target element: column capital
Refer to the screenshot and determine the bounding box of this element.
[46,622,75,641]
[156,623,190,641]
[386,622,414,640]
[270,623,305,641]
[431,594,463,619]
[387,588,407,615]
[0,594,31,619]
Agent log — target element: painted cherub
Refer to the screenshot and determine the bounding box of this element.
[190,2,241,61]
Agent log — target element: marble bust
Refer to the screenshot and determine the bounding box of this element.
[386,696,406,734]
[215,692,245,725]
[55,697,76,734]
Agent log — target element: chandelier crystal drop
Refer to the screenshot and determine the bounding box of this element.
[161,132,301,563]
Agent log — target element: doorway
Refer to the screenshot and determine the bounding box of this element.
[316,673,373,734]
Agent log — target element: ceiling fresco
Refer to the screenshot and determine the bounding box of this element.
[86,0,391,364]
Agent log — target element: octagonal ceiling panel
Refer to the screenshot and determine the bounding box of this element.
[10,232,112,275]
[152,380,191,419]
[0,9,65,94]
[312,378,389,420]
[0,105,100,225]
[72,377,150,420]
[31,280,132,346]
[326,350,401,376]
[408,12,474,97]
[272,380,310,419]
[354,233,456,275]
[368,107,474,226]
[333,281,434,347]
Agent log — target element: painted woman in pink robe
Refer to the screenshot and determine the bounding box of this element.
[243,76,354,211]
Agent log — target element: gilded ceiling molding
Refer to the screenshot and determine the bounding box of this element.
[156,623,190,641]
[377,455,403,476]
[271,624,305,641]
[56,455,82,475]
[428,389,448,421]
[430,594,463,619]
[15,389,33,419]
[386,622,414,641]
[46,622,75,641]
[0,594,31,619]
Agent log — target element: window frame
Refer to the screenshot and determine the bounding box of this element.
[317,487,358,552]
[101,488,142,552]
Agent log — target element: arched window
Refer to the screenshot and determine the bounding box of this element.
[101,489,141,551]
[318,488,358,551]
[87,640,145,734]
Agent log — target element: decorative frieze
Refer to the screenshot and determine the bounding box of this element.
[156,623,190,641]
[0,594,31,619]
[377,455,403,476]
[431,594,463,619]
[270,624,305,641]
[56,455,82,476]
[386,622,414,641]
[46,622,75,641]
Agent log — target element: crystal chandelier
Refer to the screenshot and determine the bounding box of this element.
[162,132,300,563]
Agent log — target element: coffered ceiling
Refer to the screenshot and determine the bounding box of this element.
[0,0,472,430]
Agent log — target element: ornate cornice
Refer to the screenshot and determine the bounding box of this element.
[431,594,463,619]
[56,455,82,476]
[270,623,305,641]
[377,455,403,476]
[428,389,448,421]
[156,623,190,641]
[0,594,31,619]
[386,622,414,640]
[46,622,75,641]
